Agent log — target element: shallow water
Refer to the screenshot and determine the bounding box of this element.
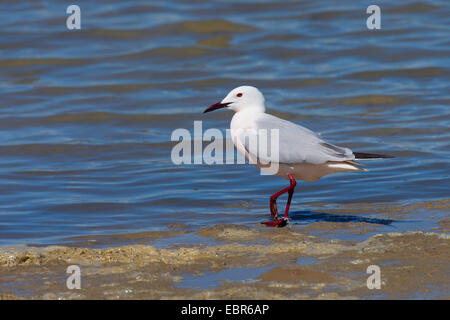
[0,0,449,246]
[176,265,274,290]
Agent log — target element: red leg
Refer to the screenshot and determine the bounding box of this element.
[262,174,296,227]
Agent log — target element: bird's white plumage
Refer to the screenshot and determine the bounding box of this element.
[238,112,355,164]
[220,86,363,181]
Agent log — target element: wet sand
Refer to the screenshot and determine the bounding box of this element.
[1,201,448,300]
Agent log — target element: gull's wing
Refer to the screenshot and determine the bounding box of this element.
[239,113,355,164]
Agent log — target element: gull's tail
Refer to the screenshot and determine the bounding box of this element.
[326,152,394,175]
[354,152,394,160]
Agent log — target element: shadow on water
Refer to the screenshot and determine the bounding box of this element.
[290,210,394,225]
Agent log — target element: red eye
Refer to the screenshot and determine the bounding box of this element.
[237,93,243,97]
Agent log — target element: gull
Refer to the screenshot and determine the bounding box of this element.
[204,86,393,227]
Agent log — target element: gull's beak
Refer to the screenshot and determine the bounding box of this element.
[203,102,231,113]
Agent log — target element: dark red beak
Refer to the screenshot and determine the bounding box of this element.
[203,102,231,113]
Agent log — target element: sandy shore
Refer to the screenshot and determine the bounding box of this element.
[1,199,449,300]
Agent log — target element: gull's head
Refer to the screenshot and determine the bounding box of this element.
[204,86,265,114]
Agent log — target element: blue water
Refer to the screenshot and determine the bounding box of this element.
[0,0,448,246]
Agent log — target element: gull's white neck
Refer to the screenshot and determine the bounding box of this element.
[230,104,265,132]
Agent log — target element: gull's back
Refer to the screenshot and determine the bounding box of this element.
[241,113,356,165]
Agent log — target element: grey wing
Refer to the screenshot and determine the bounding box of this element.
[240,113,355,164]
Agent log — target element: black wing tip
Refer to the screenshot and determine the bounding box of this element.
[354,152,395,159]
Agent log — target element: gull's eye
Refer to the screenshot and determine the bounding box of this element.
[236,93,243,97]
